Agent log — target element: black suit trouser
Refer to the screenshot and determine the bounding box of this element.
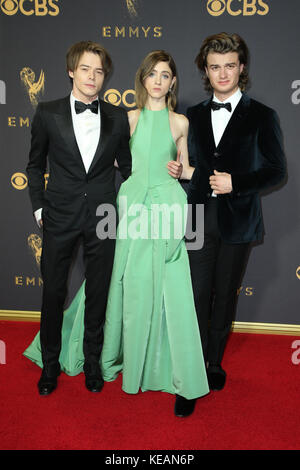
[188,198,250,366]
[40,205,115,376]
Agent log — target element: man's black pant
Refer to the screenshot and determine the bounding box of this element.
[40,205,115,376]
[188,198,250,366]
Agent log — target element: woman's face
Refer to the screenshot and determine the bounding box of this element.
[143,61,176,101]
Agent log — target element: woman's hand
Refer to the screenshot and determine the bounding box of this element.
[167,150,183,179]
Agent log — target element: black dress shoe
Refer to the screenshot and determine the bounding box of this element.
[207,365,226,391]
[84,363,104,392]
[174,395,196,417]
[85,374,104,393]
[38,369,60,396]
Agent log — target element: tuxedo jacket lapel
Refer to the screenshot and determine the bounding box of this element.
[53,97,115,174]
[216,94,251,151]
[88,100,114,174]
[193,94,251,175]
[53,96,86,172]
[195,99,215,168]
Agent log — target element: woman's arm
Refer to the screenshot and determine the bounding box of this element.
[167,113,195,180]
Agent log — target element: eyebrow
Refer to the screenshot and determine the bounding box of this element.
[151,68,171,74]
[208,62,238,67]
[79,64,104,70]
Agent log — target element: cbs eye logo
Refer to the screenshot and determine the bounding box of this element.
[104,89,136,108]
[11,172,28,190]
[296,266,300,280]
[0,0,18,15]
[0,0,59,16]
[206,0,269,16]
[207,0,226,15]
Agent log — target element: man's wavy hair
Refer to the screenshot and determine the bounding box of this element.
[66,41,112,82]
[195,32,250,92]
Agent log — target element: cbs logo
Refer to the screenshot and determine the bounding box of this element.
[104,89,136,108]
[207,0,269,16]
[296,266,300,280]
[0,0,59,16]
[11,172,28,190]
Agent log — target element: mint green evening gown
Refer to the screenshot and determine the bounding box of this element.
[24,107,209,400]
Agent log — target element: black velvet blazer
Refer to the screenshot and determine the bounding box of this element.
[187,94,286,243]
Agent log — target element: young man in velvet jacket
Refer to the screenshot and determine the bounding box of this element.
[187,32,286,391]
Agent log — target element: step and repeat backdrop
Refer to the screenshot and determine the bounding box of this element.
[0,0,299,327]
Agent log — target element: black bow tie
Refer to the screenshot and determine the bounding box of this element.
[75,100,98,114]
[211,101,232,112]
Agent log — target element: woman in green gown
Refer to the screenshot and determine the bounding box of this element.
[24,50,209,417]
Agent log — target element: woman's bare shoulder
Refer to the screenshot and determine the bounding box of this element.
[169,111,189,131]
[127,108,140,123]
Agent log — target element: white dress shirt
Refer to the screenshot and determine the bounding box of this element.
[34,93,101,226]
[70,92,101,173]
[211,88,242,197]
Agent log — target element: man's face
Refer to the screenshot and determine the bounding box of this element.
[205,51,244,101]
[69,51,105,103]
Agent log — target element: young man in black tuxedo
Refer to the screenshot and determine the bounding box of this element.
[187,33,286,391]
[27,41,132,395]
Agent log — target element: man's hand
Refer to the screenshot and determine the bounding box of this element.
[209,170,232,194]
[167,150,183,179]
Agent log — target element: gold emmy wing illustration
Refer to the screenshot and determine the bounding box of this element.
[20,67,45,107]
[28,234,42,266]
[126,0,138,17]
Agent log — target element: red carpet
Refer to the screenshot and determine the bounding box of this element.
[0,321,300,450]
